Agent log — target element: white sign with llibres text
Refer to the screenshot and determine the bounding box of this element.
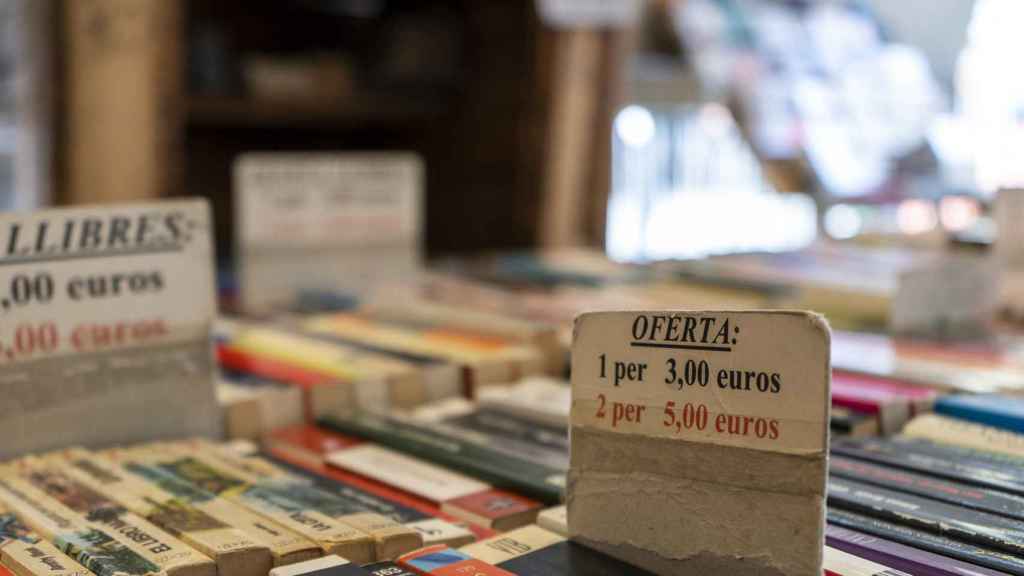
[0,199,220,459]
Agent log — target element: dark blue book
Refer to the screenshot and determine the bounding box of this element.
[936,394,1024,434]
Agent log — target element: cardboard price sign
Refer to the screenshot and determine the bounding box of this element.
[234,153,423,312]
[568,311,830,576]
[0,200,219,459]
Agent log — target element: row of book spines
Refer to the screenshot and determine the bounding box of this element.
[0,436,468,569]
[0,511,92,576]
[829,421,1024,574]
[221,312,551,394]
[270,523,605,576]
[264,425,543,534]
[317,414,563,505]
[261,439,494,544]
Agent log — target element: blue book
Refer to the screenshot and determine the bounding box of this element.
[935,394,1024,434]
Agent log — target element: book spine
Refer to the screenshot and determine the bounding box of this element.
[827,508,1024,575]
[217,345,353,421]
[48,449,273,576]
[320,413,564,504]
[262,448,482,548]
[829,392,908,435]
[459,525,562,566]
[170,442,425,561]
[828,476,1024,556]
[440,490,540,532]
[823,546,910,576]
[228,327,407,413]
[115,446,374,564]
[0,510,92,576]
[434,407,569,468]
[935,395,1024,434]
[216,382,266,441]
[268,555,372,576]
[832,437,1024,496]
[104,449,320,567]
[362,561,418,576]
[904,414,1024,459]
[830,454,1024,521]
[396,545,514,576]
[10,462,215,576]
[297,329,462,403]
[536,506,567,537]
[825,524,1011,576]
[0,475,164,576]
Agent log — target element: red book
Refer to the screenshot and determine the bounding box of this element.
[440,489,541,531]
[266,425,494,543]
[218,344,349,420]
[398,545,514,576]
[833,371,938,408]
[831,371,937,435]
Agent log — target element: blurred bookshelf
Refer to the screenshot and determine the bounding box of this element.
[37,0,628,266]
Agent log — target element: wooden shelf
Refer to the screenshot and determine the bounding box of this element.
[187,93,448,129]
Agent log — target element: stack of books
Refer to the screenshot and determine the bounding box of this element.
[11,245,1024,574]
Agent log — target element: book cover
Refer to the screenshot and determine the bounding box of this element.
[266,454,479,547]
[47,449,273,576]
[827,508,1024,575]
[264,427,485,547]
[832,436,1024,496]
[935,394,1024,434]
[326,445,490,504]
[112,446,374,563]
[461,525,654,575]
[830,454,1024,521]
[103,448,321,566]
[0,508,91,576]
[0,475,164,576]
[362,561,418,576]
[826,524,1013,576]
[10,462,215,576]
[828,476,1024,556]
[439,490,540,531]
[823,546,910,576]
[166,443,423,562]
[904,412,1024,457]
[267,555,371,576]
[397,545,513,576]
[320,413,564,504]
